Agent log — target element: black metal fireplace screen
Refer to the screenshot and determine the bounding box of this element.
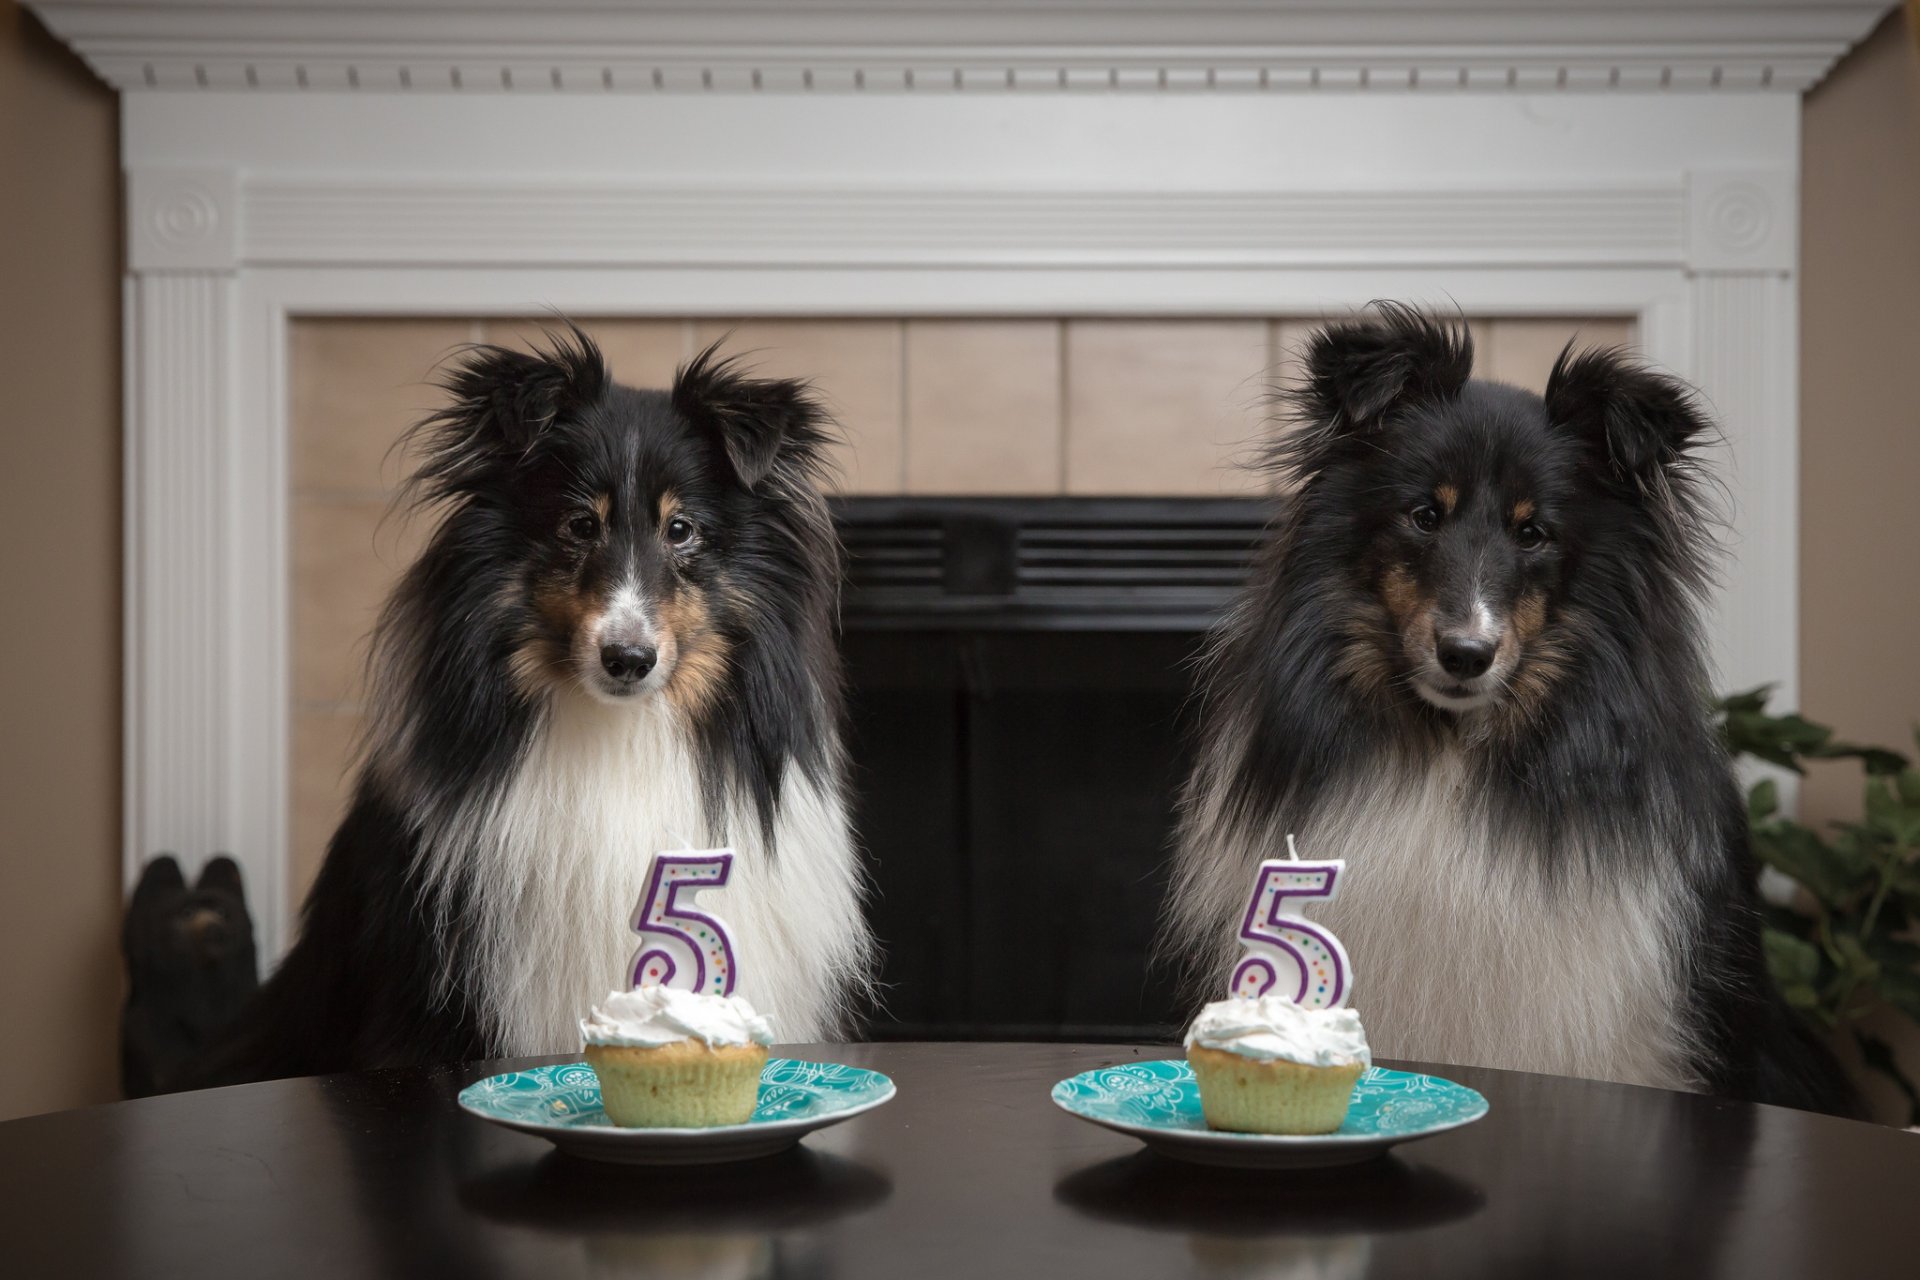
[833,497,1271,1041]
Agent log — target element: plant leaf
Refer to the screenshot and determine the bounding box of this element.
[1833,932,1881,986]
[1865,780,1920,848]
[1748,778,1779,824]
[1755,823,1856,902]
[1812,741,1911,775]
[1722,708,1821,773]
[1718,686,1775,716]
[1824,826,1877,882]
[1763,928,1822,989]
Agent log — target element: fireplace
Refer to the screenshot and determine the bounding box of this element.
[836,497,1267,1039]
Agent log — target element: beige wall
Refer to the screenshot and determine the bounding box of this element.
[1801,10,1920,821]
[1800,7,1920,1122]
[0,1,123,1120]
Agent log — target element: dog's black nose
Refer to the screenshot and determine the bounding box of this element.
[1436,635,1496,680]
[600,644,657,684]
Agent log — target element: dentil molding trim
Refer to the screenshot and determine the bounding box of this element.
[32,0,1896,96]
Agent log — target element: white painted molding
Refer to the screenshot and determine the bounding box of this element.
[1689,273,1800,711]
[236,178,1692,270]
[1687,170,1798,273]
[123,272,280,934]
[128,167,239,272]
[122,166,1810,285]
[31,0,1896,96]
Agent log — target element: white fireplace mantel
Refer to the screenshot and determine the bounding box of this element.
[35,0,1894,95]
[32,0,1894,960]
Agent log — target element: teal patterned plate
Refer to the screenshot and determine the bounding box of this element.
[459,1059,895,1165]
[1052,1060,1488,1169]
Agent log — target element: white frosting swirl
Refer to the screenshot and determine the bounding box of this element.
[579,986,775,1049]
[1184,995,1371,1068]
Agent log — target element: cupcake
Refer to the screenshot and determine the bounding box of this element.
[580,986,774,1128]
[1184,995,1370,1135]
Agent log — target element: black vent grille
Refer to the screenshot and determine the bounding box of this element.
[834,497,1272,630]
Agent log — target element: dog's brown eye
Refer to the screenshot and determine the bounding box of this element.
[564,512,601,542]
[664,516,698,548]
[1515,521,1549,550]
[1410,505,1442,534]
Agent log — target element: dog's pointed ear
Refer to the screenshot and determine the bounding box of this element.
[408,326,606,503]
[672,343,833,490]
[1300,303,1474,434]
[437,326,606,454]
[129,855,186,913]
[1545,346,1713,483]
[195,855,246,901]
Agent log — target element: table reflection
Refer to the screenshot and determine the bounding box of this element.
[458,1147,891,1278]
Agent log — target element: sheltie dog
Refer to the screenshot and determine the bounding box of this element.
[1164,305,1855,1113]
[198,329,872,1084]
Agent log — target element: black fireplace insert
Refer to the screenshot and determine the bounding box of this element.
[833,496,1272,1042]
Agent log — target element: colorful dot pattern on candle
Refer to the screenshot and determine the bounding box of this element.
[1228,853,1352,1010]
[627,851,740,997]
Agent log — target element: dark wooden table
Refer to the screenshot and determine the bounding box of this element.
[2,1042,1916,1278]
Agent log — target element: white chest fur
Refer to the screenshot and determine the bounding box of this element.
[1293,752,1700,1090]
[416,693,868,1055]
[1178,745,1704,1091]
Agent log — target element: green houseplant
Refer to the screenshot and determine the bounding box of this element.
[1717,687,1920,1123]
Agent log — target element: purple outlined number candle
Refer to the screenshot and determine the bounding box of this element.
[628,851,740,996]
[1230,837,1353,1008]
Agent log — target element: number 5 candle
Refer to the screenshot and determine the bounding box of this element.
[628,850,740,996]
[1230,836,1352,1009]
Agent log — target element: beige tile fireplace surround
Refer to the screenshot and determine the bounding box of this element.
[288,313,1631,914]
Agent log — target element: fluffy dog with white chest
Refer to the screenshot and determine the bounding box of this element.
[197,330,872,1083]
[1164,305,1855,1114]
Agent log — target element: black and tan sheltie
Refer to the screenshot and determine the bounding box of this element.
[1165,305,1856,1114]
[199,330,873,1084]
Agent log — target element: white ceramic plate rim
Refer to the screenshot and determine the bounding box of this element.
[457,1062,897,1140]
[1049,1062,1489,1147]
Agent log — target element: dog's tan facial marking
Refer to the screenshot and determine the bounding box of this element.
[1490,587,1545,679]
[508,637,561,699]
[1379,565,1426,627]
[1510,589,1547,643]
[1512,498,1536,523]
[1334,602,1397,699]
[516,573,600,695]
[657,490,683,528]
[531,576,596,642]
[1379,564,1441,672]
[656,584,731,717]
[592,492,611,522]
[1498,599,1581,731]
[1435,484,1460,515]
[1337,566,1447,703]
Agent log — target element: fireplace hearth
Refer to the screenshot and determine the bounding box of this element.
[834,497,1269,1040]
